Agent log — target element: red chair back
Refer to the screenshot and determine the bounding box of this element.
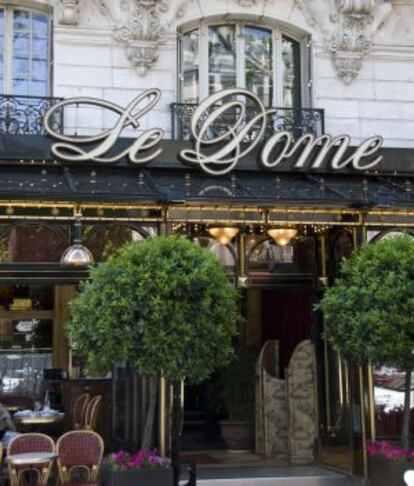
[8,433,55,455]
[57,430,104,484]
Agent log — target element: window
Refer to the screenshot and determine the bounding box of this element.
[0,6,51,96]
[179,22,303,108]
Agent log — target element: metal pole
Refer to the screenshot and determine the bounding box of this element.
[159,376,167,456]
[368,362,376,443]
[359,365,368,479]
[320,233,331,433]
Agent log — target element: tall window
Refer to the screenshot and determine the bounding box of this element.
[179,22,303,108]
[0,6,51,96]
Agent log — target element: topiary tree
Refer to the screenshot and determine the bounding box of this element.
[67,235,239,457]
[317,235,414,449]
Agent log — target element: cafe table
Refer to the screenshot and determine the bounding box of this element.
[7,451,58,486]
[13,412,64,426]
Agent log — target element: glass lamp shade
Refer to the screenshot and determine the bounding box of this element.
[208,227,239,245]
[61,244,94,268]
[268,228,298,247]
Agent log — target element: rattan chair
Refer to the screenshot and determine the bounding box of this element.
[56,430,104,486]
[72,393,90,429]
[7,433,55,486]
[84,395,102,431]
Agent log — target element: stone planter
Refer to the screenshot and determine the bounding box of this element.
[101,466,173,486]
[369,456,413,486]
[219,421,255,451]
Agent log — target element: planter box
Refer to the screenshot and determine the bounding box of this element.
[220,421,255,451]
[101,466,173,486]
[369,456,413,486]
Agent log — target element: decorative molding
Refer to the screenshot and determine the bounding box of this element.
[58,0,80,25]
[237,0,258,6]
[329,0,392,84]
[97,0,170,76]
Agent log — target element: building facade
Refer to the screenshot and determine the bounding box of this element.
[0,0,413,481]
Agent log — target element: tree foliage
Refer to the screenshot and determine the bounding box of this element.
[317,235,414,370]
[67,236,240,383]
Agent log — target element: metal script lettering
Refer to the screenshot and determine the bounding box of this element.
[179,89,275,176]
[180,88,383,175]
[44,89,164,164]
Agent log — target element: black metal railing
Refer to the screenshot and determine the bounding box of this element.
[0,94,64,135]
[171,103,325,141]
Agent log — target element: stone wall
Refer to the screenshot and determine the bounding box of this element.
[48,0,414,147]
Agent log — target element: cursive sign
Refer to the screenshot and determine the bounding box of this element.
[180,89,383,175]
[44,87,383,175]
[44,89,164,164]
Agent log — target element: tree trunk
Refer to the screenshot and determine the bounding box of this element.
[171,381,183,486]
[402,368,412,450]
[141,376,158,450]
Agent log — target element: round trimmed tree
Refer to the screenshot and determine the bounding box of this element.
[67,235,239,453]
[318,235,414,448]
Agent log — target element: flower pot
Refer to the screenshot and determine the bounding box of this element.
[369,456,413,486]
[219,420,255,451]
[101,465,173,486]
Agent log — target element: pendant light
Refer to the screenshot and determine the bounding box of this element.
[208,227,239,246]
[268,228,298,247]
[61,220,94,268]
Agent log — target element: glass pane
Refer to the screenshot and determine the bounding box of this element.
[208,25,236,94]
[282,36,301,109]
[32,60,48,81]
[13,32,29,57]
[13,10,30,31]
[12,9,49,96]
[32,13,48,38]
[245,26,273,106]
[32,38,48,59]
[180,30,200,103]
[12,77,29,95]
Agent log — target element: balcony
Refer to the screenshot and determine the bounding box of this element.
[0,94,64,136]
[171,103,325,141]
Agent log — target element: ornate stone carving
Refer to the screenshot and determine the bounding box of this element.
[237,0,258,6]
[58,0,80,25]
[98,0,169,76]
[287,340,318,464]
[329,0,392,84]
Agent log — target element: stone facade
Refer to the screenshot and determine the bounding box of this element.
[40,0,414,145]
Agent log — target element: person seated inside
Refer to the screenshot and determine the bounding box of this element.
[0,402,19,447]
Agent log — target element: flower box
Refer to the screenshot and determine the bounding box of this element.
[102,465,173,486]
[102,450,172,486]
[367,441,414,486]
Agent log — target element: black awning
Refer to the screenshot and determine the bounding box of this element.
[0,162,412,209]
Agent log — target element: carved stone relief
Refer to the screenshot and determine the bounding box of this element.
[58,0,80,25]
[95,0,170,76]
[329,0,393,84]
[256,339,318,463]
[287,340,318,464]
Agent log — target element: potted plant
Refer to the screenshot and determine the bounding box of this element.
[68,236,240,470]
[317,235,414,483]
[367,441,414,486]
[102,449,172,486]
[211,346,257,451]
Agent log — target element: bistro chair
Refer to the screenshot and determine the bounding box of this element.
[7,433,55,486]
[84,396,102,432]
[56,430,104,486]
[72,393,90,430]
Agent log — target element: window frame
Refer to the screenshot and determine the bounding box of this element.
[0,3,52,96]
[178,19,310,108]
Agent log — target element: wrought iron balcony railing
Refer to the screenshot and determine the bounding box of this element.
[171,103,325,141]
[0,94,64,136]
